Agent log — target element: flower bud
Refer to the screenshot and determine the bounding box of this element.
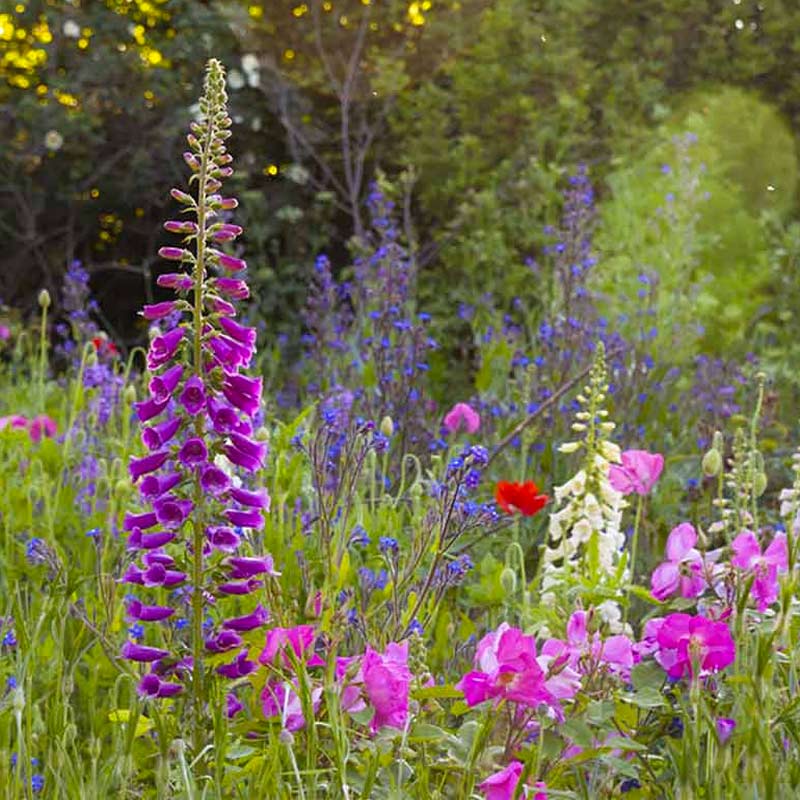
[754,471,768,497]
[499,567,517,596]
[38,289,51,309]
[701,448,722,477]
[380,416,394,437]
[124,384,137,404]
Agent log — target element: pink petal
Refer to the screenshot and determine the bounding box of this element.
[665,523,697,561]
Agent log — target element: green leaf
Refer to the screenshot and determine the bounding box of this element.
[107,709,153,738]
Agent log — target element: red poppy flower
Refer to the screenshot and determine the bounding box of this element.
[495,480,548,517]
[92,336,118,357]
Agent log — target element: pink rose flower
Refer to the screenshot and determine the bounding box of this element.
[443,402,480,435]
[608,449,664,496]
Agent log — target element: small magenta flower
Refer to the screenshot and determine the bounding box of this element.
[608,449,664,496]
[478,761,523,800]
[655,613,735,679]
[716,717,736,744]
[731,530,787,612]
[443,402,481,434]
[650,523,707,601]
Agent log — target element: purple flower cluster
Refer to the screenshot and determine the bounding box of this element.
[120,60,273,701]
[301,183,437,454]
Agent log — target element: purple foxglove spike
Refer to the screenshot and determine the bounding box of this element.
[215,277,249,300]
[148,329,185,371]
[133,396,169,423]
[224,508,264,530]
[124,511,158,531]
[223,442,262,472]
[142,551,175,567]
[216,649,256,679]
[143,301,179,321]
[170,188,194,205]
[158,247,191,262]
[222,604,269,631]
[154,495,193,529]
[180,375,206,416]
[122,641,170,662]
[230,486,270,510]
[226,693,244,718]
[157,273,194,292]
[178,437,208,467]
[207,297,237,316]
[128,528,177,550]
[164,218,198,234]
[121,564,144,584]
[127,600,176,621]
[207,526,241,552]
[200,465,230,497]
[217,578,264,595]
[142,416,182,450]
[205,630,243,653]
[130,450,170,482]
[219,317,257,348]
[149,364,184,403]
[227,555,278,579]
[140,471,183,500]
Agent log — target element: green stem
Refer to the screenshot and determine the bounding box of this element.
[191,114,211,760]
[38,301,48,411]
[625,494,644,625]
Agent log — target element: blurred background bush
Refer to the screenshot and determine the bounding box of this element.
[2,0,799,407]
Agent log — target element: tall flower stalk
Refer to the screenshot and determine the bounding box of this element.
[121,60,270,755]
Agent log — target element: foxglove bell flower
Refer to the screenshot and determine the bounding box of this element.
[118,61,275,717]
